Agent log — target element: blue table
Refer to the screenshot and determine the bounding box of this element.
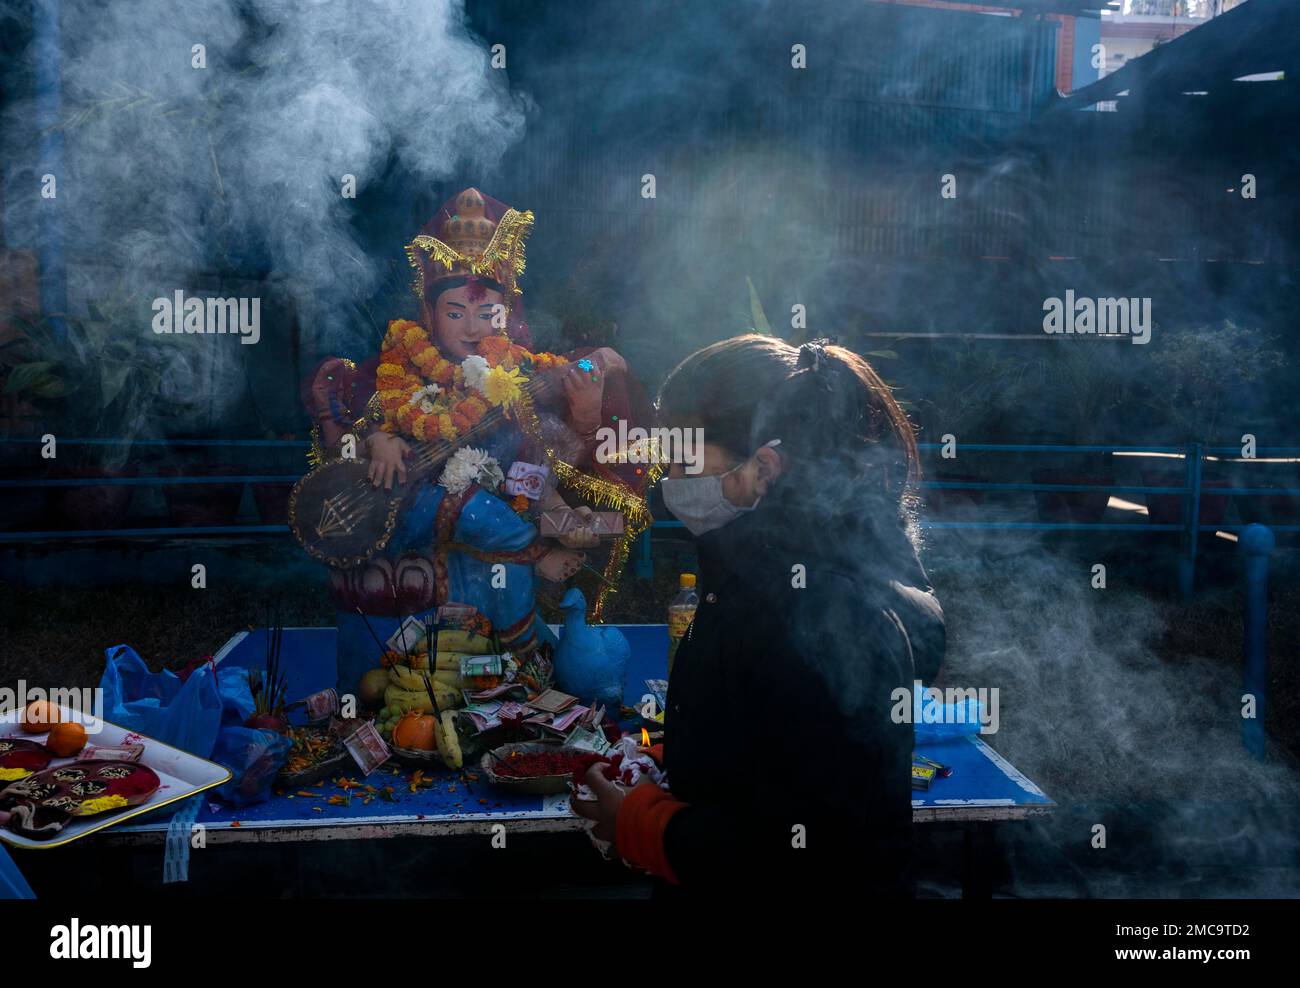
[105,625,1051,848]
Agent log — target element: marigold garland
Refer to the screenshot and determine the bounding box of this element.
[377,319,566,444]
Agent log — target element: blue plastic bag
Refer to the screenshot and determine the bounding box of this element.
[913,698,986,744]
[98,645,223,759]
[211,727,292,807]
[216,665,255,726]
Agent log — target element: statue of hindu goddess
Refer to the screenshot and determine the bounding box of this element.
[298,188,653,695]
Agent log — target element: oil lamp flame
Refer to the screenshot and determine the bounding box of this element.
[640,728,650,747]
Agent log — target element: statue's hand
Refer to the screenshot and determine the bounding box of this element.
[557,506,600,549]
[588,347,627,376]
[365,431,410,491]
[563,360,605,433]
[537,547,584,582]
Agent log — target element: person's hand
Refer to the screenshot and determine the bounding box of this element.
[571,764,630,844]
[365,431,410,491]
[563,360,605,433]
[557,505,600,549]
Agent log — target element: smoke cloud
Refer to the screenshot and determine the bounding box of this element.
[921,534,1300,897]
[3,0,526,375]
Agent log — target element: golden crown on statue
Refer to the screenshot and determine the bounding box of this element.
[405,187,534,301]
[439,188,497,258]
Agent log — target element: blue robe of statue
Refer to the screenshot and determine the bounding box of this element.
[334,423,555,692]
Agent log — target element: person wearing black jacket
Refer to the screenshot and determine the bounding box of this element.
[573,334,944,896]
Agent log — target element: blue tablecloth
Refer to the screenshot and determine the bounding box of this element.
[113,624,1048,833]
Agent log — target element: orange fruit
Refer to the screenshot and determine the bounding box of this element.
[47,722,88,758]
[21,700,61,734]
[392,711,437,751]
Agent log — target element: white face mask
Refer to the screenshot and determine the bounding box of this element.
[659,440,779,537]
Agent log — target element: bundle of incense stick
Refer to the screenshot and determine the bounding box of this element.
[252,609,288,716]
[419,670,442,719]
[355,607,389,663]
[392,586,413,669]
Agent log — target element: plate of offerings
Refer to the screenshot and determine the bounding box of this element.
[480,742,597,796]
[0,706,231,849]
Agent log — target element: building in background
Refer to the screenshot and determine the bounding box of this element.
[874,0,1250,98]
[1094,0,1249,90]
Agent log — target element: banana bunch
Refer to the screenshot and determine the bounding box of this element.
[382,679,460,715]
[435,629,494,655]
[399,630,495,670]
[381,628,482,767]
[433,652,484,674]
[387,664,462,692]
[379,652,462,712]
[432,710,463,770]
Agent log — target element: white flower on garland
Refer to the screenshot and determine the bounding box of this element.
[461,355,490,394]
[440,446,504,497]
[408,383,442,414]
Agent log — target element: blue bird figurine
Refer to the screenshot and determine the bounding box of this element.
[553,587,630,711]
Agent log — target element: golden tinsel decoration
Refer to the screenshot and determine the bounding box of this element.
[511,386,661,620]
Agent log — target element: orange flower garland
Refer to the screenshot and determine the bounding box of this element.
[376,320,567,444]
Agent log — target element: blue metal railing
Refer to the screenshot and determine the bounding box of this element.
[6,439,1299,566]
[1,475,300,487]
[1239,524,1274,762]
[0,437,309,448]
[0,526,291,541]
[0,436,307,542]
[633,442,1300,588]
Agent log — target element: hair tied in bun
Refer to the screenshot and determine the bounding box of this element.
[797,339,829,372]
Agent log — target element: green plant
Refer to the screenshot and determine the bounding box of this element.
[0,325,68,438]
[1138,320,1287,445]
[1038,340,1136,446]
[3,300,166,468]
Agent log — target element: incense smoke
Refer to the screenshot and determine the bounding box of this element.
[1,0,525,430]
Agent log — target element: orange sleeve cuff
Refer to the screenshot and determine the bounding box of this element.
[615,784,687,885]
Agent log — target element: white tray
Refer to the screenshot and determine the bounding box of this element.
[0,706,231,850]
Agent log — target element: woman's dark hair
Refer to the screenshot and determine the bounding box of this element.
[656,335,799,453]
[425,274,504,304]
[657,334,921,526]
